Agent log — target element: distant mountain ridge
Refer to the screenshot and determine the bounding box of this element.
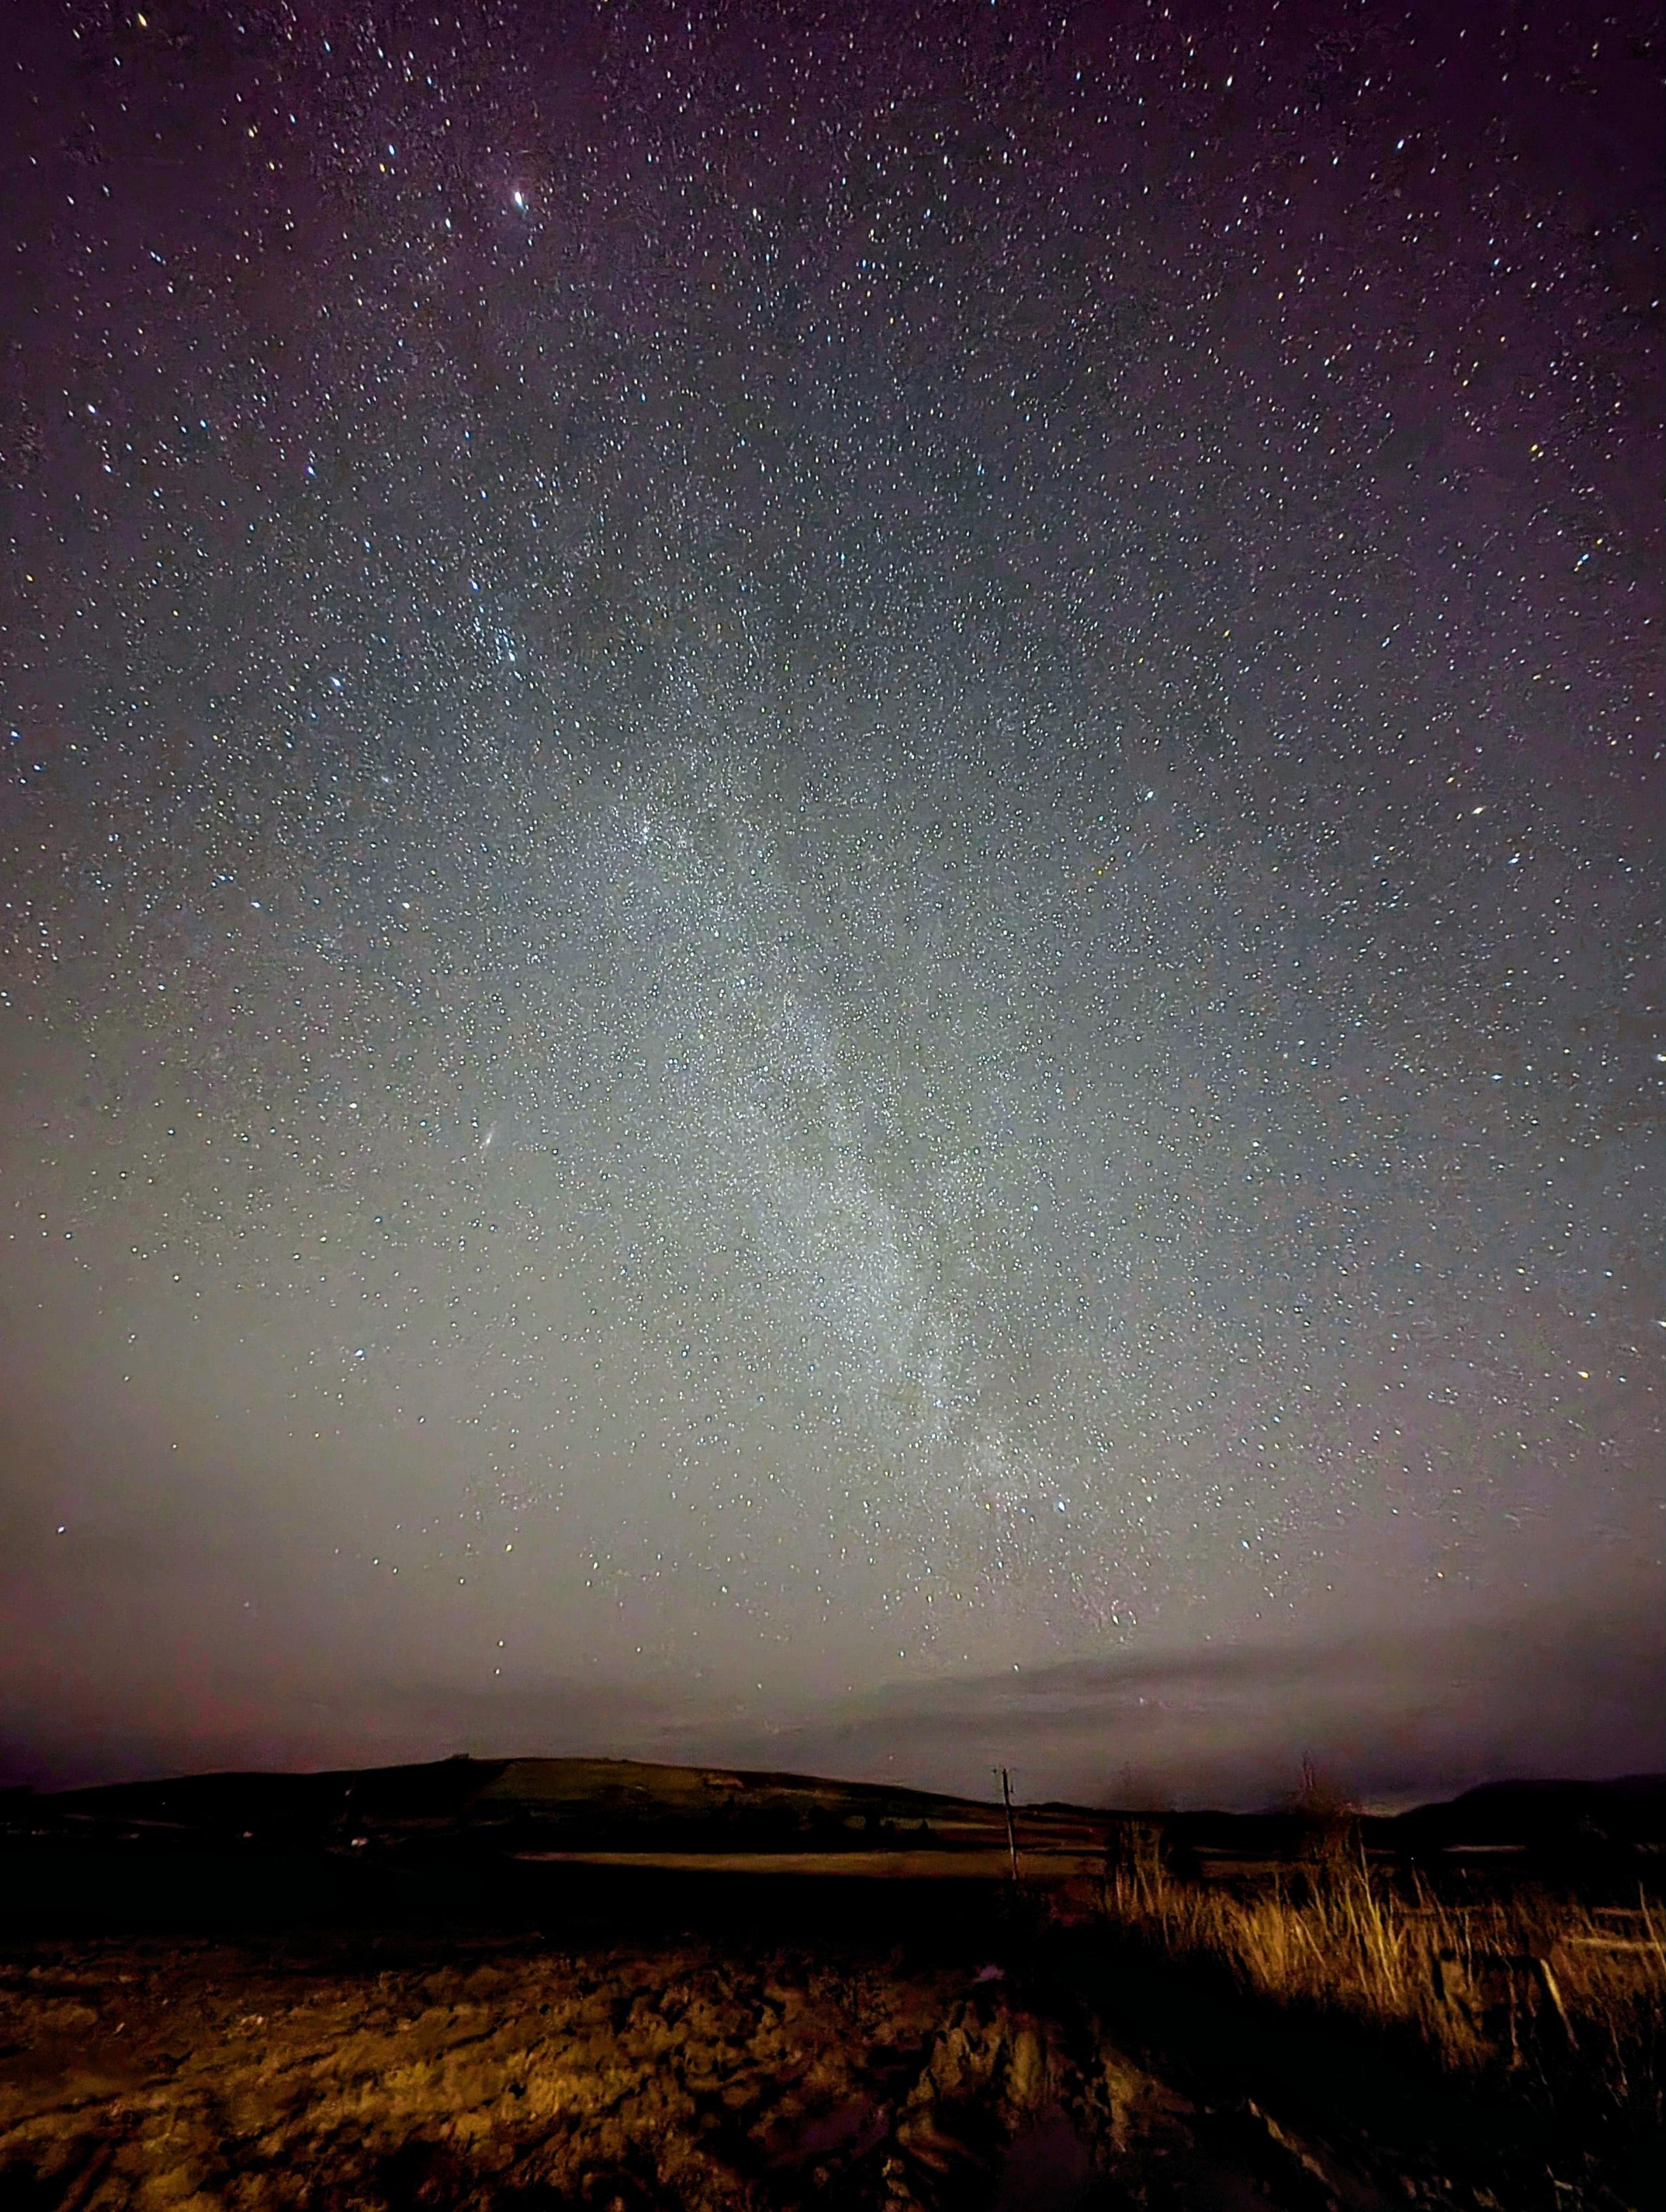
[1388,1773,1666,1848]
[21,1754,1031,1855]
[18,1755,1666,1851]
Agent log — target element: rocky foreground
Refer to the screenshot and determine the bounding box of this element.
[1,1760,1659,2210]
[10,1898,1649,2212]
[0,1917,1434,2212]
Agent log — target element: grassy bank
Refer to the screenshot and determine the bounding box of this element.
[1085,1823,1666,2134]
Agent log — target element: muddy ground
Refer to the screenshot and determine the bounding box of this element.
[0,1863,1654,2211]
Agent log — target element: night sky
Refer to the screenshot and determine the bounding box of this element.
[1,0,1660,1806]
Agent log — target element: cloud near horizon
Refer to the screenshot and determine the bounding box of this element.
[7,1571,1659,1810]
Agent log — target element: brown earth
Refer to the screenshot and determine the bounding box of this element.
[1,1877,1621,2212]
[0,1920,1312,2212]
[1,1760,1659,2208]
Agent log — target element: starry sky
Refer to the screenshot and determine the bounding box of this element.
[1,0,1661,1805]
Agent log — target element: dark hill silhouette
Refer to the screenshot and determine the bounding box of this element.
[31,1754,1015,1853]
[20,1755,1666,1855]
[1389,1772,1666,1849]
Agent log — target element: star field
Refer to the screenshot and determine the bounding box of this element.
[0,0,1659,1796]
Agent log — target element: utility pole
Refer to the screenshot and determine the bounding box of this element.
[995,1766,1020,1884]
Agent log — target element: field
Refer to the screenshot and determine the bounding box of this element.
[0,1760,1660,2209]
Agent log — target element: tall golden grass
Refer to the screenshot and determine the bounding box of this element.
[1092,1826,1666,2118]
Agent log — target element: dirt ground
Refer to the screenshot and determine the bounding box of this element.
[0,1863,1654,2211]
[0,1923,1209,2212]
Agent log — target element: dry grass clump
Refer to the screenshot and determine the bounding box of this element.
[1095,1833,1666,2123]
